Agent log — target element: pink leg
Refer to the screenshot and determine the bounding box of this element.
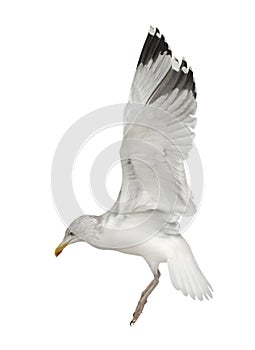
[130,269,161,326]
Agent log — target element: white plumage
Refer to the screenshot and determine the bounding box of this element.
[55,26,213,324]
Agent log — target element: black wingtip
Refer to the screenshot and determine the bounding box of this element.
[180,58,188,69]
[136,27,197,99]
[137,27,171,67]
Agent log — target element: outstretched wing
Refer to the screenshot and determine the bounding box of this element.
[111,27,197,223]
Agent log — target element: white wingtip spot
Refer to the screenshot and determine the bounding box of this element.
[171,57,180,71]
[149,26,156,35]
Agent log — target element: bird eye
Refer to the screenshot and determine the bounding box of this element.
[69,232,75,236]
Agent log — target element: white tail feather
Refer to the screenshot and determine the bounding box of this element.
[167,235,213,300]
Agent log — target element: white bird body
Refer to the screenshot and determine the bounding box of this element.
[81,212,212,302]
[55,26,213,324]
[118,234,212,301]
[119,232,181,264]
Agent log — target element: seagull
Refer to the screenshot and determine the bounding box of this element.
[55,26,213,325]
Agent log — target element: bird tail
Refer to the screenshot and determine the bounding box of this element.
[167,235,213,300]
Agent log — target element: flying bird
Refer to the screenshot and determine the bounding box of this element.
[55,26,213,325]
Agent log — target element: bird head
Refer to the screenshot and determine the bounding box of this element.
[55,215,101,257]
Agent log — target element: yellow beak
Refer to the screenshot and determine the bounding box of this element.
[55,239,71,257]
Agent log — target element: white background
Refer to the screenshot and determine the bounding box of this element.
[1,0,255,349]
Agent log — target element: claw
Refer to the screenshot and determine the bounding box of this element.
[130,318,136,326]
